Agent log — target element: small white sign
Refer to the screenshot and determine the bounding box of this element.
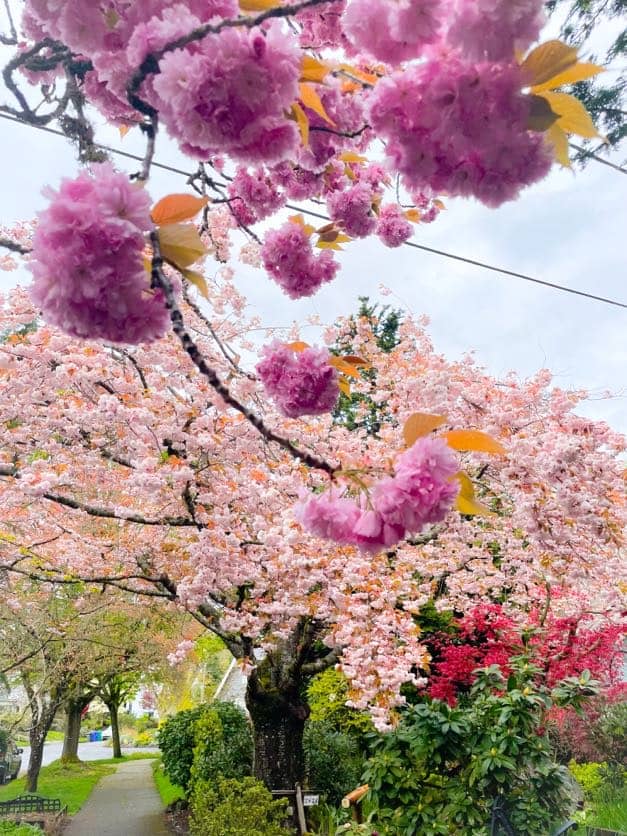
[303,794,320,807]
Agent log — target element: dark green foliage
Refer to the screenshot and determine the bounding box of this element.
[546,0,626,163]
[189,776,289,836]
[157,705,204,792]
[190,701,253,788]
[304,719,365,806]
[0,727,8,754]
[363,660,592,835]
[333,297,402,435]
[158,701,253,797]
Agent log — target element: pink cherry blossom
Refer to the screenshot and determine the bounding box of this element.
[29,164,169,344]
[367,55,553,206]
[342,0,445,63]
[376,204,413,247]
[151,23,301,163]
[256,341,340,418]
[262,222,339,298]
[327,182,378,238]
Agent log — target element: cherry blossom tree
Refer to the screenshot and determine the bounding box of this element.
[0,0,622,793]
[0,289,624,789]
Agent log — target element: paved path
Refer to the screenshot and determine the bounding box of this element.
[64,759,169,836]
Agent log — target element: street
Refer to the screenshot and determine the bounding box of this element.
[18,741,158,775]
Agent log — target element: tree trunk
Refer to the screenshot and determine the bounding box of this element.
[246,675,308,792]
[26,722,49,793]
[61,699,83,762]
[106,700,122,759]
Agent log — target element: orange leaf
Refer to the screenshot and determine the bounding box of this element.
[405,209,421,223]
[329,357,361,379]
[403,413,447,447]
[158,223,207,269]
[454,472,496,517]
[291,101,309,146]
[338,377,351,397]
[299,83,335,125]
[118,124,131,139]
[339,152,368,164]
[151,194,209,226]
[239,0,279,9]
[286,341,310,352]
[443,429,506,455]
[301,54,332,84]
[338,63,378,86]
[289,214,316,236]
[521,40,579,87]
[341,355,370,367]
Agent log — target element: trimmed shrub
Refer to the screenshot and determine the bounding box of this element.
[157,705,204,792]
[304,719,365,806]
[190,776,289,836]
[190,701,252,787]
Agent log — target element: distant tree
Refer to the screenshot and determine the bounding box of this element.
[547,0,626,162]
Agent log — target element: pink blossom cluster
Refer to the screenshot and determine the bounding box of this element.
[297,0,347,49]
[297,83,368,174]
[342,0,445,63]
[297,436,459,553]
[256,342,340,418]
[262,222,339,298]
[227,167,286,227]
[29,164,169,344]
[151,24,300,162]
[445,0,545,61]
[376,204,413,247]
[367,56,553,207]
[327,182,378,238]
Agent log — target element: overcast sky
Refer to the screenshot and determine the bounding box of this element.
[0,10,625,434]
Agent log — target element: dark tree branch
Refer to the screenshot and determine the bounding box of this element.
[150,231,337,478]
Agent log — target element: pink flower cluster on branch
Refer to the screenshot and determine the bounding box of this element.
[29,164,169,344]
[256,341,340,418]
[367,55,553,207]
[297,436,460,553]
[261,221,339,298]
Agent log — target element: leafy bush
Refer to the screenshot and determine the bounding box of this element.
[190,701,252,789]
[135,729,157,747]
[569,761,606,801]
[363,660,591,835]
[157,705,204,792]
[0,727,8,754]
[307,669,374,744]
[549,691,627,765]
[304,719,365,806]
[189,776,289,836]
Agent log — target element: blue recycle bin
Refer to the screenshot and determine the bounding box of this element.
[88,731,96,742]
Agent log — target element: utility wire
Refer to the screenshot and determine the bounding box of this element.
[0,111,625,310]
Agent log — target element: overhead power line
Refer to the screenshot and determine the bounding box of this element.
[0,111,625,310]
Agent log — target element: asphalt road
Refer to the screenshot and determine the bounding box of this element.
[18,740,159,775]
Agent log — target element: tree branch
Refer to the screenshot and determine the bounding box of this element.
[150,232,337,478]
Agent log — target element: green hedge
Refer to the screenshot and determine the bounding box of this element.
[190,776,289,836]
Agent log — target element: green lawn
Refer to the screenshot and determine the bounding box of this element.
[151,758,185,807]
[0,760,116,814]
[0,824,42,835]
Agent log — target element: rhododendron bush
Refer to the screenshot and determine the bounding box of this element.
[0,0,623,794]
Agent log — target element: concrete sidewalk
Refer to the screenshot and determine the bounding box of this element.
[63,759,169,836]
